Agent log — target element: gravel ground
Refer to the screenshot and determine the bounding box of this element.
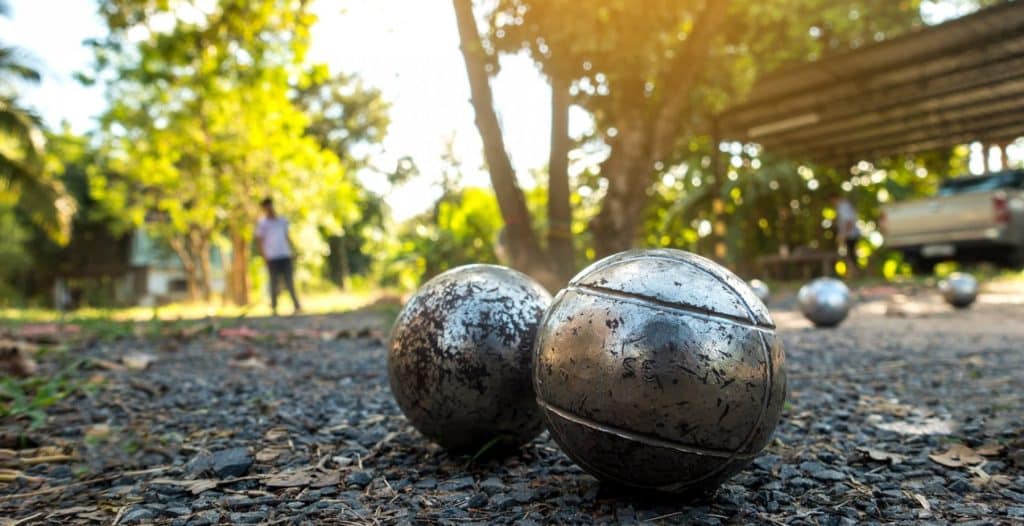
[1,288,1022,525]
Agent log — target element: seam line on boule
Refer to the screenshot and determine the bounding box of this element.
[571,252,775,327]
[537,399,761,460]
[570,285,776,331]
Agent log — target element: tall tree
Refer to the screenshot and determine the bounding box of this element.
[0,0,75,244]
[455,0,929,275]
[89,0,358,303]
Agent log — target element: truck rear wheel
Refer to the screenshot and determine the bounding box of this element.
[1007,248,1024,270]
[909,256,936,276]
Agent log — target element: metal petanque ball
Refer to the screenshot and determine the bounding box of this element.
[940,272,978,309]
[534,249,786,494]
[749,279,771,303]
[388,264,552,453]
[797,277,852,328]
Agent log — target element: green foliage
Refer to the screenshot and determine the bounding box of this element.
[642,140,963,272]
[376,187,503,289]
[0,8,76,244]
[476,0,966,271]
[87,0,377,298]
[0,359,85,429]
[0,197,33,302]
[489,0,925,136]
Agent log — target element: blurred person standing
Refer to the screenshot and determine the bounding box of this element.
[256,198,302,315]
[832,193,861,279]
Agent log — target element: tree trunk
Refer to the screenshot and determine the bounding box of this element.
[197,240,214,302]
[591,1,731,258]
[188,230,212,301]
[590,102,652,257]
[168,237,202,302]
[338,234,350,290]
[452,0,548,278]
[547,74,575,282]
[229,232,250,306]
[648,0,731,165]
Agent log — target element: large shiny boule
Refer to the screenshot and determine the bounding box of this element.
[534,249,786,494]
[797,278,852,328]
[940,272,978,309]
[388,264,552,453]
[749,279,770,303]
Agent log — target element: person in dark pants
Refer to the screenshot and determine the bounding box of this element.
[831,193,861,280]
[256,198,302,315]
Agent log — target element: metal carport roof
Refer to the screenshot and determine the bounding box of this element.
[717,1,1024,165]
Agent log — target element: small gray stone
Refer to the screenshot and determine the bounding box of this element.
[753,454,781,471]
[121,507,157,525]
[165,506,191,517]
[949,479,973,494]
[778,465,800,479]
[211,447,253,478]
[439,475,475,492]
[347,470,374,488]
[414,477,437,489]
[228,511,267,524]
[812,469,847,482]
[479,476,506,495]
[466,494,488,508]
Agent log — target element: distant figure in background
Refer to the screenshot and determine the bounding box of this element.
[832,193,861,279]
[256,198,302,315]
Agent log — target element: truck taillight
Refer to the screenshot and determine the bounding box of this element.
[994,194,1010,224]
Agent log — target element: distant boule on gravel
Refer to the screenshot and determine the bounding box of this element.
[798,277,852,328]
[940,272,979,309]
[748,279,771,303]
[534,249,786,494]
[388,264,552,453]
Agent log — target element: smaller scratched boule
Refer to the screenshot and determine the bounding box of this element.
[388,264,551,453]
[748,279,771,303]
[533,249,786,495]
[939,272,978,309]
[797,277,852,328]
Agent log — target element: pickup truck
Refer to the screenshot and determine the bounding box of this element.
[880,169,1024,274]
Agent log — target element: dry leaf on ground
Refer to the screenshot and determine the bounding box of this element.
[122,353,156,371]
[264,467,340,489]
[929,444,985,468]
[150,478,220,495]
[256,447,289,463]
[230,357,269,369]
[977,443,1005,457]
[871,415,955,436]
[219,327,262,339]
[0,339,39,377]
[858,447,905,464]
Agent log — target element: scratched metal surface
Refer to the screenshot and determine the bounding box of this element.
[388,264,552,453]
[534,249,786,494]
[797,277,852,328]
[940,272,979,308]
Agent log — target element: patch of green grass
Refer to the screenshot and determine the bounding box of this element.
[121,439,141,455]
[0,289,399,325]
[0,359,86,429]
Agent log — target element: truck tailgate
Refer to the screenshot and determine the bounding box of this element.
[885,192,1000,247]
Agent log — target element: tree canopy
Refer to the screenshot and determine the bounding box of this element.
[0,1,75,244]
[87,0,382,303]
[453,0,956,281]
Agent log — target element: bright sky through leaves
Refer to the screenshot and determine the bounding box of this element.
[0,0,1011,219]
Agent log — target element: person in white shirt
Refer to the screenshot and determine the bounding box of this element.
[256,198,301,315]
[832,193,861,279]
